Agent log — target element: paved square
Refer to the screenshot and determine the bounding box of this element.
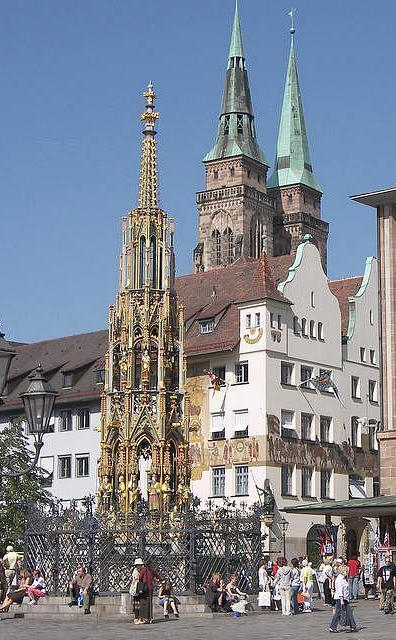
[0,601,394,640]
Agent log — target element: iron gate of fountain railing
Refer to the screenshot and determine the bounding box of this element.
[24,498,264,595]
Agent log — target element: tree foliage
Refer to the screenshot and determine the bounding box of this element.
[0,421,50,553]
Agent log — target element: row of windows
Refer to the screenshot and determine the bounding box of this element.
[207,363,249,386]
[212,466,248,497]
[293,316,324,340]
[211,410,248,440]
[57,454,90,480]
[280,362,331,387]
[281,410,378,450]
[351,376,378,402]
[281,410,332,442]
[360,347,377,365]
[280,363,378,403]
[63,370,104,389]
[281,465,380,500]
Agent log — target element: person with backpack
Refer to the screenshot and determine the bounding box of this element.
[138,559,161,623]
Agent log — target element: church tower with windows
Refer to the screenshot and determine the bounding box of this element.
[98,83,191,515]
[194,2,274,272]
[267,23,329,271]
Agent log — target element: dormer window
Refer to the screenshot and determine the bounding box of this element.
[94,369,105,384]
[200,319,214,334]
[62,373,73,388]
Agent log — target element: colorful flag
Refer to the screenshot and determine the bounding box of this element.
[204,369,224,391]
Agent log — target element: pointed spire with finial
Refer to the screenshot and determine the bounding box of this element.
[228,0,245,61]
[138,81,160,209]
[268,12,322,192]
[204,1,267,165]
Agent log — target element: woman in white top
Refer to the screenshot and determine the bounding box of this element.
[329,566,357,633]
[258,559,270,609]
[322,558,333,606]
[26,569,46,604]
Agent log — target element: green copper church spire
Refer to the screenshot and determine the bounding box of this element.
[204,1,267,165]
[228,0,245,59]
[268,19,322,192]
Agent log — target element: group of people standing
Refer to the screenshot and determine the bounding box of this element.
[258,555,314,615]
[129,557,179,624]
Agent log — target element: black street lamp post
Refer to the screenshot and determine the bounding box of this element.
[1,355,57,477]
[279,515,289,558]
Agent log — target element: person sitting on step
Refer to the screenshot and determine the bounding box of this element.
[68,565,92,614]
[157,580,179,619]
[0,570,32,612]
[26,569,46,604]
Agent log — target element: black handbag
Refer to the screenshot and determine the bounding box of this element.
[136,581,149,596]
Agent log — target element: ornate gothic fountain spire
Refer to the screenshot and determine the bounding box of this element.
[98,84,190,517]
[138,81,159,209]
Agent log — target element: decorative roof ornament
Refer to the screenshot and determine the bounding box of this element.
[268,12,322,192]
[138,81,160,210]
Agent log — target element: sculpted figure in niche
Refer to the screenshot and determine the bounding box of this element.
[117,474,127,511]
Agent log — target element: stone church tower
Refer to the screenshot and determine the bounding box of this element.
[194,4,329,272]
[194,3,274,272]
[98,84,190,514]
[267,24,329,271]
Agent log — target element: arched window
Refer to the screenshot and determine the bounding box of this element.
[149,237,157,288]
[301,318,308,337]
[309,320,316,338]
[223,228,234,264]
[212,229,221,266]
[139,236,146,287]
[249,215,265,258]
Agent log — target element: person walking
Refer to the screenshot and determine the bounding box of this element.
[347,556,361,601]
[377,554,396,615]
[290,558,301,615]
[274,557,292,616]
[329,565,357,633]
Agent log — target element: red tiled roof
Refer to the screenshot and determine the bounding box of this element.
[0,254,318,412]
[328,277,363,336]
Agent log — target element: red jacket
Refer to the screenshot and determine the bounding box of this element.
[139,565,161,591]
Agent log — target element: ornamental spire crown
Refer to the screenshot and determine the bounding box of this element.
[138,81,160,209]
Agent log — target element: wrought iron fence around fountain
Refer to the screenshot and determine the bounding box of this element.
[24,497,265,595]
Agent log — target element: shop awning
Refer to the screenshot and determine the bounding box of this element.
[282,495,396,518]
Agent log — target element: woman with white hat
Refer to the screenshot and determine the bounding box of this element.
[130,558,144,624]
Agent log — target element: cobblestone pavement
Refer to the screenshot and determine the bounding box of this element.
[0,601,394,639]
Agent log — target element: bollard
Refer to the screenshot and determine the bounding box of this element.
[120,591,133,617]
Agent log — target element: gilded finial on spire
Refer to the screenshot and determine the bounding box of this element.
[288,8,296,39]
[138,82,160,209]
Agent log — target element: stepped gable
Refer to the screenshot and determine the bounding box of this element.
[176,255,291,356]
[329,277,363,336]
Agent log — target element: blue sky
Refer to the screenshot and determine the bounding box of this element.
[1,0,395,343]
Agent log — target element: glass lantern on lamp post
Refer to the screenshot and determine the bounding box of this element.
[279,515,289,558]
[2,365,57,477]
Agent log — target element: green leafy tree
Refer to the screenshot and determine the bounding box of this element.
[0,421,50,553]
